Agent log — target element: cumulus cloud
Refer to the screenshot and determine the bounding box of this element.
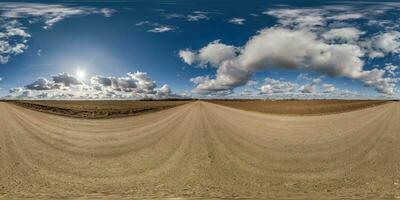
[384,64,398,76]
[259,78,299,94]
[258,77,334,95]
[0,20,30,64]
[228,18,245,25]
[9,87,23,93]
[322,83,335,93]
[91,73,140,92]
[264,8,325,29]
[179,49,196,65]
[52,73,82,86]
[128,71,157,92]
[8,71,178,99]
[263,4,395,30]
[263,4,400,63]
[179,3,400,96]
[322,27,364,41]
[179,40,238,68]
[156,84,173,97]
[357,69,397,95]
[370,31,400,55]
[24,73,82,91]
[359,31,400,59]
[180,27,396,95]
[25,77,56,90]
[300,78,321,94]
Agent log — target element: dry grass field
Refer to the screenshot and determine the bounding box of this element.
[1,100,399,199]
[8,100,192,119]
[208,99,389,115]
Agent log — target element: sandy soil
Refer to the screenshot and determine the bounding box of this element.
[208,100,389,115]
[0,101,399,199]
[8,100,191,119]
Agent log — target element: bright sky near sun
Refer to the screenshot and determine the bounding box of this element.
[0,0,399,99]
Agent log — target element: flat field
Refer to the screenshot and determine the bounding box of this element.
[0,100,399,199]
[7,100,192,119]
[208,99,389,115]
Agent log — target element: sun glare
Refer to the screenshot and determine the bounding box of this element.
[76,69,86,80]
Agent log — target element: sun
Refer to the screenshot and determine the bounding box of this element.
[76,69,86,80]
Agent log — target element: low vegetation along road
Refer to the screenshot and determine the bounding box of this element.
[0,101,399,199]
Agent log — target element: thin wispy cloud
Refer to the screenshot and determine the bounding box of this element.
[0,2,115,64]
[228,18,245,25]
[163,11,210,21]
[136,21,177,33]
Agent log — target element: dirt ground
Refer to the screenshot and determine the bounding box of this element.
[0,101,399,199]
[208,99,389,115]
[7,100,191,119]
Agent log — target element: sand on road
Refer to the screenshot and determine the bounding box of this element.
[0,101,399,199]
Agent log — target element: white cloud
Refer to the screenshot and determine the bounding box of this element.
[0,3,115,29]
[259,78,299,94]
[156,84,173,98]
[180,27,396,95]
[135,21,151,26]
[25,73,82,91]
[228,18,245,25]
[297,73,312,81]
[179,40,238,68]
[179,49,196,65]
[259,77,331,95]
[128,71,157,92]
[299,78,321,94]
[179,4,400,96]
[8,71,178,99]
[322,83,335,93]
[384,64,398,76]
[187,13,209,21]
[100,8,115,17]
[197,40,237,67]
[264,8,325,29]
[136,21,176,33]
[371,31,400,54]
[164,12,209,21]
[327,13,363,21]
[240,28,365,77]
[90,71,166,97]
[0,3,115,64]
[52,73,82,86]
[25,77,56,90]
[9,87,23,93]
[0,20,30,64]
[246,80,258,87]
[357,69,397,95]
[148,25,176,33]
[300,83,317,94]
[322,27,364,41]
[361,31,400,59]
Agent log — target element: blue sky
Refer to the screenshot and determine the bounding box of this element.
[0,0,399,99]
